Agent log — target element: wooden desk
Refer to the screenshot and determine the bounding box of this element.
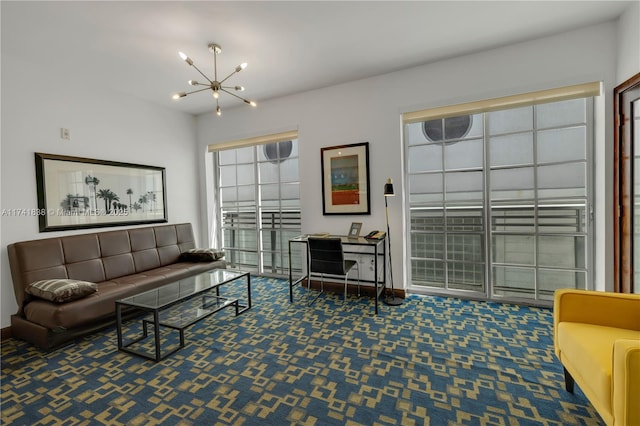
[288,235,386,314]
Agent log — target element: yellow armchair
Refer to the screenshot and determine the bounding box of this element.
[554,289,640,426]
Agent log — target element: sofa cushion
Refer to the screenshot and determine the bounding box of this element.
[180,248,225,262]
[558,322,640,416]
[26,279,97,303]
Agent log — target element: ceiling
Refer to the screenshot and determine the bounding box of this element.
[1,1,634,115]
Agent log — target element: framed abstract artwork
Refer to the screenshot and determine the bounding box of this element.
[35,153,167,232]
[320,142,370,215]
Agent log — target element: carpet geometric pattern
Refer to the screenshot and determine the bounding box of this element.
[1,276,603,425]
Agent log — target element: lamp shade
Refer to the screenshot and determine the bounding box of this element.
[384,178,395,196]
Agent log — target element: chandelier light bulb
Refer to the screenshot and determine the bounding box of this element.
[216,106,222,116]
[172,92,187,100]
[178,51,193,66]
[188,80,198,86]
[235,86,245,91]
[235,63,248,72]
[213,90,219,99]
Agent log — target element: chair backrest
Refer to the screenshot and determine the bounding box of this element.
[308,237,346,275]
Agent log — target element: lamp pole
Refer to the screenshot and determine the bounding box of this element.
[384,178,403,306]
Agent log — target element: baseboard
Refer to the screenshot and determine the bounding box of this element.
[305,279,405,299]
[1,325,12,341]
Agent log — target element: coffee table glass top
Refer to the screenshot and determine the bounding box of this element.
[117,269,247,309]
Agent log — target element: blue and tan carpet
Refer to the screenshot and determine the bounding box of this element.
[1,276,602,425]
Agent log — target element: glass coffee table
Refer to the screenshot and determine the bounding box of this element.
[116,269,251,362]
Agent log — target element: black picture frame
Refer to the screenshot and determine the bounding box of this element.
[320,142,371,215]
[35,152,168,232]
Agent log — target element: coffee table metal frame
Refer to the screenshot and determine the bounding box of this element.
[116,269,251,362]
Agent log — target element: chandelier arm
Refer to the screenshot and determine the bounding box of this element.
[220,88,251,103]
[190,63,213,84]
[219,70,238,85]
[182,87,212,96]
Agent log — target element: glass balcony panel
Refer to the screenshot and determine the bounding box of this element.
[280,160,299,182]
[219,165,237,186]
[537,127,586,163]
[445,138,483,170]
[490,168,534,200]
[445,205,483,232]
[537,204,586,233]
[493,266,535,297]
[410,208,444,232]
[488,106,533,135]
[446,234,483,263]
[538,235,586,269]
[237,164,255,185]
[409,144,442,172]
[411,233,444,260]
[236,146,254,163]
[410,173,443,204]
[491,203,535,232]
[447,262,485,291]
[536,98,585,129]
[492,234,534,265]
[489,133,533,167]
[218,150,236,165]
[538,270,586,300]
[537,163,585,198]
[281,182,300,201]
[220,186,237,202]
[445,171,483,202]
[411,259,445,287]
[258,162,279,184]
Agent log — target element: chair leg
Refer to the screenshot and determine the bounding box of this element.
[563,367,575,393]
[344,275,348,303]
[307,274,325,306]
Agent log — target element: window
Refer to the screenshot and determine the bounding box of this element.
[214,138,301,276]
[404,83,599,304]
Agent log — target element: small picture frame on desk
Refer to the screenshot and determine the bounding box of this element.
[348,222,362,238]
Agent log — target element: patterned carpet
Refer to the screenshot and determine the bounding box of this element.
[1,276,603,425]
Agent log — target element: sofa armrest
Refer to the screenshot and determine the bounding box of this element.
[613,338,640,426]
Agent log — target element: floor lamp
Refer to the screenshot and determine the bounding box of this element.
[383,178,403,306]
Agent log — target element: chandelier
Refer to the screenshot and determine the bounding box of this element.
[172,43,256,116]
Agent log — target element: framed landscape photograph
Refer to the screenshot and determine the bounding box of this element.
[35,153,167,232]
[321,142,370,215]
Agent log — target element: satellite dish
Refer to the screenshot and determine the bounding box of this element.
[422,115,472,142]
[263,141,293,163]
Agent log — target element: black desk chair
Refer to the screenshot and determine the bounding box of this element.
[307,237,360,306]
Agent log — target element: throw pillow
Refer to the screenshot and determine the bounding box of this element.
[180,248,225,262]
[26,279,97,303]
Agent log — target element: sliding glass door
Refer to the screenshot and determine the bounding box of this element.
[215,140,301,276]
[406,97,593,304]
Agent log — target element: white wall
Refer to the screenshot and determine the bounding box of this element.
[617,1,640,84]
[0,54,200,328]
[197,22,619,295]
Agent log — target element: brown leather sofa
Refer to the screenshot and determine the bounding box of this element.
[8,223,226,350]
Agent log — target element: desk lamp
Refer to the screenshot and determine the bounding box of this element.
[384,178,403,306]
